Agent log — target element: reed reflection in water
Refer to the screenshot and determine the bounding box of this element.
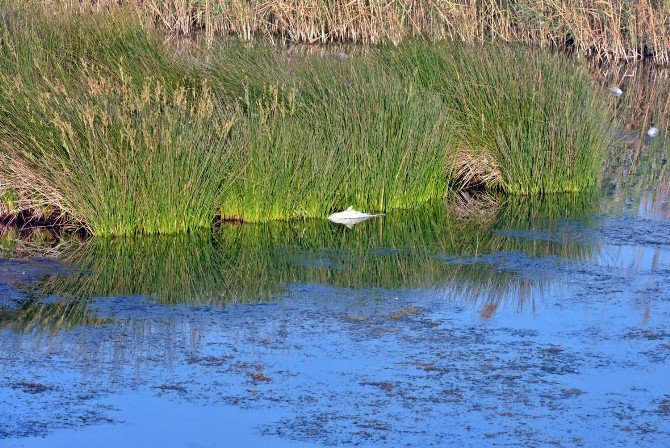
[0,194,599,333]
[599,65,670,219]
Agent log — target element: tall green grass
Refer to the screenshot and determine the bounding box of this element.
[218,75,450,221]
[0,6,234,234]
[0,5,616,235]
[1,74,237,235]
[379,43,618,194]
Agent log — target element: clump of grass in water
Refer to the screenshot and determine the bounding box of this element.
[1,73,237,235]
[0,6,616,234]
[219,64,450,221]
[447,46,617,194]
[0,8,452,231]
[380,42,617,194]
[0,6,236,235]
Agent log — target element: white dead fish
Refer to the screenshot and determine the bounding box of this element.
[607,86,623,97]
[647,124,660,139]
[328,206,385,228]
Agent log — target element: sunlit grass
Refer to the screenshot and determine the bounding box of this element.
[379,43,617,194]
[0,5,616,234]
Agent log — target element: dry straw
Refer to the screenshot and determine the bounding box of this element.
[35,0,670,64]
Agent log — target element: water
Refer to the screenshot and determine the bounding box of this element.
[1,69,670,447]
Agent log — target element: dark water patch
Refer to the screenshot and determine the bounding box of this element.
[9,380,56,394]
[658,396,670,416]
[597,215,670,248]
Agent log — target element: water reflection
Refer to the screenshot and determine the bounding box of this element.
[0,194,599,332]
[2,66,669,448]
[605,138,670,218]
[599,65,670,218]
[599,66,670,137]
[4,63,670,332]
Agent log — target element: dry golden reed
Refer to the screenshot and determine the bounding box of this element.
[34,0,670,64]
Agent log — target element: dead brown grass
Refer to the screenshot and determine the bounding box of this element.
[31,0,670,64]
[449,147,503,192]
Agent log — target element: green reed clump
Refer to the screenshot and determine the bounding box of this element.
[0,72,237,235]
[0,6,237,235]
[217,58,451,221]
[206,45,452,221]
[379,43,617,194]
[0,6,617,234]
[0,8,452,231]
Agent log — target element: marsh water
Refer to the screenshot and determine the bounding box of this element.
[1,67,670,448]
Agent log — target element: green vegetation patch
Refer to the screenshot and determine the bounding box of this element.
[0,5,615,235]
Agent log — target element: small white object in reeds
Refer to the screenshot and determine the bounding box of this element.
[647,125,660,139]
[608,87,623,97]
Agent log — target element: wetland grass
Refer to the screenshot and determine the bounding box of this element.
[380,43,617,194]
[0,6,616,235]
[219,71,450,221]
[0,6,231,235]
[0,72,238,235]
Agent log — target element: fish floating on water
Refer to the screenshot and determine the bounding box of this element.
[328,206,385,228]
[608,86,623,97]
